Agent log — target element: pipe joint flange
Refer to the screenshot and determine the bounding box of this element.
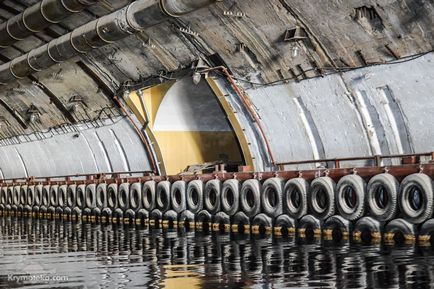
[95,18,116,44]
[47,41,63,63]
[9,59,24,79]
[27,50,43,72]
[40,0,62,24]
[70,30,88,54]
[6,18,24,41]
[159,0,184,18]
[22,9,40,33]
[61,0,86,13]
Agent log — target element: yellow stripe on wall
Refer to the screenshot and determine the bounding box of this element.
[154,131,243,174]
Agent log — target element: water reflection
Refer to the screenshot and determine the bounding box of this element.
[0,218,433,289]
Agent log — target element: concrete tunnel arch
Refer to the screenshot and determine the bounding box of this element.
[126,77,247,175]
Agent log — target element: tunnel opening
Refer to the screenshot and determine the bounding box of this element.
[128,78,246,175]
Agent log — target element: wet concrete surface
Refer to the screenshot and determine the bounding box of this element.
[0,218,434,289]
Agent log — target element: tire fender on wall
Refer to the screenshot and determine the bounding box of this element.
[283,178,309,219]
[221,179,240,216]
[367,173,399,221]
[399,173,433,224]
[171,181,187,213]
[240,179,261,218]
[261,178,283,218]
[309,177,335,220]
[336,174,367,221]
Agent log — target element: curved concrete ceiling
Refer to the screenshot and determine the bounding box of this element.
[0,0,431,139]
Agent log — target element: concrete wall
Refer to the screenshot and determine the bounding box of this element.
[245,52,434,170]
[0,117,151,179]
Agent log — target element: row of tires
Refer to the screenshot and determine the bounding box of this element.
[0,173,432,224]
[1,203,434,245]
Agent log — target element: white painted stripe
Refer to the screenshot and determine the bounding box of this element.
[378,88,404,154]
[354,90,382,156]
[293,97,320,161]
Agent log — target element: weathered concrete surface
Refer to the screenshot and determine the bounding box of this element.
[246,52,434,170]
[0,117,151,179]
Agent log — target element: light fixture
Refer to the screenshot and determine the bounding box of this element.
[192,72,202,85]
[291,45,300,58]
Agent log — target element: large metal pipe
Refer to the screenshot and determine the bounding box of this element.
[0,0,101,48]
[0,0,215,84]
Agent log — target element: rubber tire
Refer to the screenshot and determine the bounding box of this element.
[283,178,308,219]
[7,186,13,205]
[118,183,130,211]
[163,210,178,229]
[42,185,50,207]
[0,187,6,204]
[125,209,136,224]
[384,218,416,242]
[156,181,171,212]
[212,211,231,233]
[187,180,204,214]
[204,180,221,214]
[179,210,195,230]
[232,211,250,234]
[171,181,187,214]
[107,184,118,210]
[323,215,351,239]
[96,183,107,209]
[309,177,335,220]
[275,214,297,236]
[113,208,124,224]
[196,209,212,232]
[143,181,156,211]
[221,179,240,216]
[76,184,86,209]
[336,174,367,221]
[353,216,383,242]
[20,185,27,205]
[399,173,433,224]
[35,185,43,206]
[27,186,35,207]
[252,213,273,235]
[150,209,163,228]
[101,208,112,223]
[298,215,321,238]
[67,185,77,208]
[84,184,96,209]
[420,219,434,242]
[240,179,261,218]
[58,185,67,207]
[13,186,20,206]
[136,209,149,225]
[367,173,399,221]
[129,182,142,211]
[49,185,59,207]
[261,178,283,218]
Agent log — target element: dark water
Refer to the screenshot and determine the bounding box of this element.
[1,218,434,289]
